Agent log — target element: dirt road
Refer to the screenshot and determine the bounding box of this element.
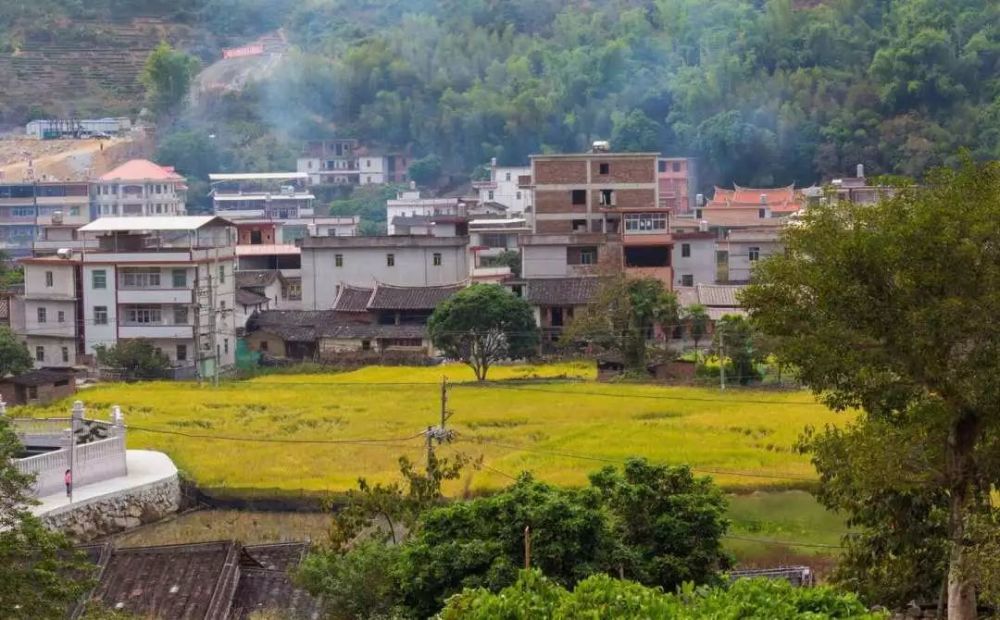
[0,134,153,183]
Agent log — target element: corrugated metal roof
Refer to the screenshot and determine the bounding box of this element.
[79,216,233,232]
[209,172,308,181]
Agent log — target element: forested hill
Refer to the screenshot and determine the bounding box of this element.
[5,0,1000,189]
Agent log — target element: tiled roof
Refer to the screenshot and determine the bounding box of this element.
[320,323,427,339]
[524,277,604,306]
[236,289,271,307]
[242,543,309,572]
[3,368,75,386]
[332,285,374,313]
[99,159,184,182]
[676,284,748,318]
[248,310,339,342]
[708,184,804,212]
[231,568,325,619]
[89,541,242,619]
[236,270,280,288]
[366,282,464,311]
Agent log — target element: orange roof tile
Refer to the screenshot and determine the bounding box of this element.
[99,159,185,182]
[708,184,804,212]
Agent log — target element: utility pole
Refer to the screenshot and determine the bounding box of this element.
[440,376,448,432]
[524,526,531,569]
[207,271,219,387]
[719,332,726,391]
[425,425,434,470]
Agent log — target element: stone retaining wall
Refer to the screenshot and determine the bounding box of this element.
[41,474,181,542]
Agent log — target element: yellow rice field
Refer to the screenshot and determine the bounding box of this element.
[17,363,851,494]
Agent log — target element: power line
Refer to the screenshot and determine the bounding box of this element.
[722,534,844,550]
[465,383,823,406]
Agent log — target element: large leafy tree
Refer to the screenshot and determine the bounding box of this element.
[94,340,170,381]
[0,416,94,618]
[428,284,538,381]
[564,276,679,372]
[140,42,200,117]
[0,326,33,377]
[742,159,1000,618]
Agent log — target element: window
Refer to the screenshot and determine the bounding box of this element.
[505,172,511,181]
[220,300,226,311]
[45,271,53,287]
[386,253,395,267]
[516,191,522,200]
[599,189,615,206]
[259,341,268,352]
[176,344,187,362]
[488,190,494,201]
[672,161,681,173]
[695,209,703,219]
[35,346,44,362]
[749,246,761,262]
[94,306,108,325]
[61,346,69,363]
[361,340,372,351]
[37,307,46,323]
[624,213,667,232]
[57,310,65,323]
[27,385,38,400]
[681,243,691,258]
[580,248,597,265]
[287,282,302,301]
[125,305,161,324]
[681,274,694,286]
[172,269,187,288]
[758,208,766,219]
[598,162,610,175]
[571,189,586,205]
[12,207,34,217]
[658,160,667,173]
[218,265,225,284]
[173,306,188,324]
[224,338,229,355]
[120,268,160,288]
[69,206,80,216]
[433,252,442,266]
[335,254,343,267]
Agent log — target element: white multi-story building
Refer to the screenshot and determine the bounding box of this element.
[93,160,187,217]
[473,159,531,217]
[77,216,237,378]
[208,172,315,220]
[297,139,360,185]
[16,256,81,368]
[672,230,717,288]
[386,190,465,235]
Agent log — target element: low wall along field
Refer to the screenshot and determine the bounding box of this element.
[17,363,851,495]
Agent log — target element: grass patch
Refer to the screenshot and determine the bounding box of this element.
[18,362,850,494]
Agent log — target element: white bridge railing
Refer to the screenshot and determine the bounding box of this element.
[6,400,128,499]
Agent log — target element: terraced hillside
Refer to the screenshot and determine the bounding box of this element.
[0,17,201,126]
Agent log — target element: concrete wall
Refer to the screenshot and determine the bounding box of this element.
[721,240,781,283]
[302,244,469,309]
[244,331,288,357]
[40,474,180,542]
[672,236,717,287]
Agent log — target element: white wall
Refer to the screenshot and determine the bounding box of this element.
[672,237,717,287]
[82,264,118,353]
[479,166,531,215]
[521,245,568,278]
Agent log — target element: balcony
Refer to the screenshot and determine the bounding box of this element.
[37,213,89,226]
[118,324,194,339]
[117,288,193,304]
[33,239,84,252]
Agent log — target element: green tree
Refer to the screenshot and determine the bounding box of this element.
[296,540,406,620]
[742,159,1000,619]
[0,326,33,377]
[440,570,884,619]
[94,339,170,381]
[611,109,661,152]
[428,284,538,381]
[0,415,94,618]
[406,155,442,186]
[589,459,730,588]
[564,276,679,372]
[683,304,711,357]
[329,184,405,235]
[481,249,522,278]
[711,314,763,385]
[140,42,200,116]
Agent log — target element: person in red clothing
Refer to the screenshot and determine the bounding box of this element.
[64,469,73,500]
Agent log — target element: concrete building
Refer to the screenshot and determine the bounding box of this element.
[469,217,530,260]
[657,157,697,214]
[671,230,717,287]
[297,139,360,185]
[16,256,82,368]
[94,160,187,218]
[386,190,466,235]
[208,172,315,220]
[473,159,531,216]
[357,150,409,185]
[77,216,237,378]
[300,235,470,310]
[0,181,91,257]
[716,227,783,284]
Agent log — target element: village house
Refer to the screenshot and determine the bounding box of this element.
[716,227,783,284]
[297,139,360,185]
[386,189,468,236]
[77,216,238,378]
[300,235,470,309]
[15,254,82,367]
[0,368,76,405]
[0,180,92,258]
[208,172,315,220]
[671,228,717,288]
[657,157,697,214]
[93,159,187,217]
[472,158,532,217]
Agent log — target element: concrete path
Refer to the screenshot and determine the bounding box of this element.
[31,450,177,517]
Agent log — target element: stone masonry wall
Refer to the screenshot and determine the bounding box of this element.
[41,474,181,542]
